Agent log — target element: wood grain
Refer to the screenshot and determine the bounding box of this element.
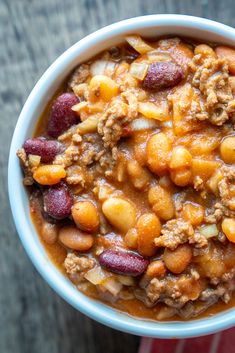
[0,1,234,352]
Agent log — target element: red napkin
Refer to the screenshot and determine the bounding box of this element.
[138,328,235,353]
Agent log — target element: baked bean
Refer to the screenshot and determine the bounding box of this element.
[148,185,175,220]
[146,133,172,175]
[169,146,192,169]
[194,44,216,58]
[33,165,66,185]
[136,213,161,257]
[192,159,220,181]
[127,160,150,189]
[158,175,174,192]
[41,222,58,244]
[124,228,138,249]
[182,203,204,226]
[169,147,192,186]
[133,131,148,165]
[220,136,235,164]
[215,46,235,74]
[187,130,221,155]
[102,197,136,233]
[195,243,226,279]
[222,218,235,243]
[170,168,191,187]
[207,170,223,194]
[146,260,166,278]
[89,75,119,102]
[59,226,94,251]
[163,244,192,274]
[72,201,99,232]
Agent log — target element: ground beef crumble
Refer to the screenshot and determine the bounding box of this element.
[190,56,235,125]
[154,219,207,249]
[218,166,235,211]
[16,148,34,185]
[64,253,95,275]
[200,280,235,304]
[174,192,187,215]
[69,64,90,90]
[204,205,224,224]
[146,270,201,308]
[97,98,134,148]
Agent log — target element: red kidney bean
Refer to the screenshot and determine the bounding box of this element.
[99,249,149,276]
[43,183,73,219]
[142,61,183,91]
[23,137,61,163]
[47,93,80,138]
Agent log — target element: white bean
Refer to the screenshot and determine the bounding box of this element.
[102,197,136,233]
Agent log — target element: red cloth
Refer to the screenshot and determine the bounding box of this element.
[138,328,235,353]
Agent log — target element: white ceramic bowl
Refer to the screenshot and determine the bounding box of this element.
[8,14,235,338]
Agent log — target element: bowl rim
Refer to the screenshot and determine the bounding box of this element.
[8,14,235,338]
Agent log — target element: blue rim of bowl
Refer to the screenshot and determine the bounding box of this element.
[8,15,235,338]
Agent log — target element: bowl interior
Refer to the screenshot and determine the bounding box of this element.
[8,15,235,338]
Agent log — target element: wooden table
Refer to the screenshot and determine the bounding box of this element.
[1,1,235,352]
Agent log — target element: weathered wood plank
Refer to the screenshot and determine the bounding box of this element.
[0,1,234,352]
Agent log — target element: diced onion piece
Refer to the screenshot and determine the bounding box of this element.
[119,290,135,300]
[77,116,98,134]
[90,60,116,77]
[162,120,173,128]
[138,102,169,121]
[91,60,107,76]
[147,50,171,62]
[84,266,110,285]
[199,224,219,239]
[28,154,41,167]
[101,277,123,296]
[71,101,88,112]
[130,117,158,131]
[117,275,135,286]
[98,184,113,201]
[156,306,177,320]
[105,61,116,75]
[130,62,148,80]
[125,35,154,54]
[207,170,223,194]
[72,83,88,98]
[137,90,147,101]
[87,102,105,113]
[77,282,93,292]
